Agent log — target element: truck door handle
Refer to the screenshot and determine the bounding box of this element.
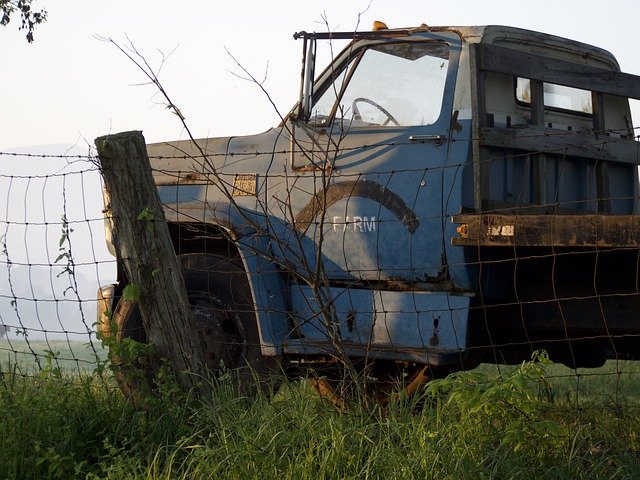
[408,134,447,145]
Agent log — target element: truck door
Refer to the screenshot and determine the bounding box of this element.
[273,33,461,285]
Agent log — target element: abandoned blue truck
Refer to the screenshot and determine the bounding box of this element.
[99,23,640,398]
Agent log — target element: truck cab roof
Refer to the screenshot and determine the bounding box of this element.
[302,24,620,71]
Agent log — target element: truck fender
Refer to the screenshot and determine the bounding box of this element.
[162,202,289,356]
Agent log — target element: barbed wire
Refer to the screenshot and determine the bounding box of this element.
[1,124,639,162]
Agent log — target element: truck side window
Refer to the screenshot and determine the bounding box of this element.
[516,77,593,114]
[310,42,450,128]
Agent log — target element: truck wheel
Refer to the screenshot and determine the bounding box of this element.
[111,253,280,399]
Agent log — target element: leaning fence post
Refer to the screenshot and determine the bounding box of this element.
[95,130,209,392]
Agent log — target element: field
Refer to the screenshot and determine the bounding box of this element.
[1,341,639,479]
[0,338,108,374]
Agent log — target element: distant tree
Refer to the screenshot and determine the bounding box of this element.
[0,0,46,42]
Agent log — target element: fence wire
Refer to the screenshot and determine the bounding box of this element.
[1,136,639,412]
[0,149,115,374]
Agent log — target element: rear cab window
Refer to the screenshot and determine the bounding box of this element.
[515,77,593,115]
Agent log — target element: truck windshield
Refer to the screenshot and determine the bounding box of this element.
[310,41,450,128]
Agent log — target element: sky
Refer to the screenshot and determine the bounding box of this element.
[2,0,640,343]
[1,0,640,151]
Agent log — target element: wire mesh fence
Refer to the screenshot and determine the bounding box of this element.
[1,131,640,412]
[0,147,114,375]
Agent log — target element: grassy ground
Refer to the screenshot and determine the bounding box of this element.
[0,348,639,479]
[478,360,640,407]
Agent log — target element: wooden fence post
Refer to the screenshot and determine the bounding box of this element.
[95,130,209,392]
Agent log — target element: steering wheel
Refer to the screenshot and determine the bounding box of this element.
[352,97,400,126]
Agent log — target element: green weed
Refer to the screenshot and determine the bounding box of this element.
[0,352,639,479]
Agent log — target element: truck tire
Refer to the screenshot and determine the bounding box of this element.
[111,253,281,399]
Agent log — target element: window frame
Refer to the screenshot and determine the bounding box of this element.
[308,39,453,129]
[514,77,594,118]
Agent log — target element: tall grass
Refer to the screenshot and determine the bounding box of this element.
[1,353,639,479]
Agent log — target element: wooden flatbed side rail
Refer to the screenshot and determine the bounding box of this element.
[480,127,640,165]
[452,214,640,247]
[475,43,640,100]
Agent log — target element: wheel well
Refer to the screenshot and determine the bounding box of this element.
[167,221,242,259]
[115,221,242,286]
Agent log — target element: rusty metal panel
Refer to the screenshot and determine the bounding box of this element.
[288,285,470,363]
[452,214,640,247]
